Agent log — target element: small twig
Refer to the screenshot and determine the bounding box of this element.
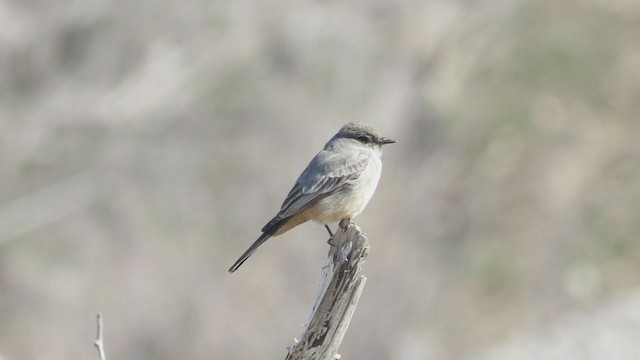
[94,313,106,360]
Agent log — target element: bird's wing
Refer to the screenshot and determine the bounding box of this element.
[262,150,369,229]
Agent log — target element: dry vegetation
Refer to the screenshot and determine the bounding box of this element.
[1,0,640,359]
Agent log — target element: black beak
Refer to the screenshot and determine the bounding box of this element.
[378,137,397,145]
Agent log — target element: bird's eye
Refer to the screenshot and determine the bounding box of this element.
[356,135,370,143]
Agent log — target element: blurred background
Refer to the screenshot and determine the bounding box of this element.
[1,0,640,359]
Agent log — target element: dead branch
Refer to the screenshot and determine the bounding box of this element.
[285,222,370,360]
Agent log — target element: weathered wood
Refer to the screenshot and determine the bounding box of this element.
[285,222,370,360]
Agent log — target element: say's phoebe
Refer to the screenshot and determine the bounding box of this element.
[228,122,396,273]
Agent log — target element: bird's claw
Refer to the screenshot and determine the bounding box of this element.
[338,218,352,230]
[325,224,337,246]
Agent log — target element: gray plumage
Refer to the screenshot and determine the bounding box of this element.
[228,122,396,273]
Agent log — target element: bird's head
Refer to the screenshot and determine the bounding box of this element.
[335,122,397,149]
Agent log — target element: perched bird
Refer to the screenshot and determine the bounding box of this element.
[228,122,396,273]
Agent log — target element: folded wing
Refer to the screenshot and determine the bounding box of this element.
[262,150,369,231]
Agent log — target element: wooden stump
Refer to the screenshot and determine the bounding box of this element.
[285,222,370,360]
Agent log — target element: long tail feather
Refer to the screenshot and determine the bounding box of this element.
[228,233,271,273]
[228,218,286,273]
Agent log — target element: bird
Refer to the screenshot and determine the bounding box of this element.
[228,122,396,273]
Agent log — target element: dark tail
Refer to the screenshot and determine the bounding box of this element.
[228,218,286,273]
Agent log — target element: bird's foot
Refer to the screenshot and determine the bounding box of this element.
[327,236,337,246]
[338,218,352,230]
[324,224,334,237]
[325,224,337,246]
